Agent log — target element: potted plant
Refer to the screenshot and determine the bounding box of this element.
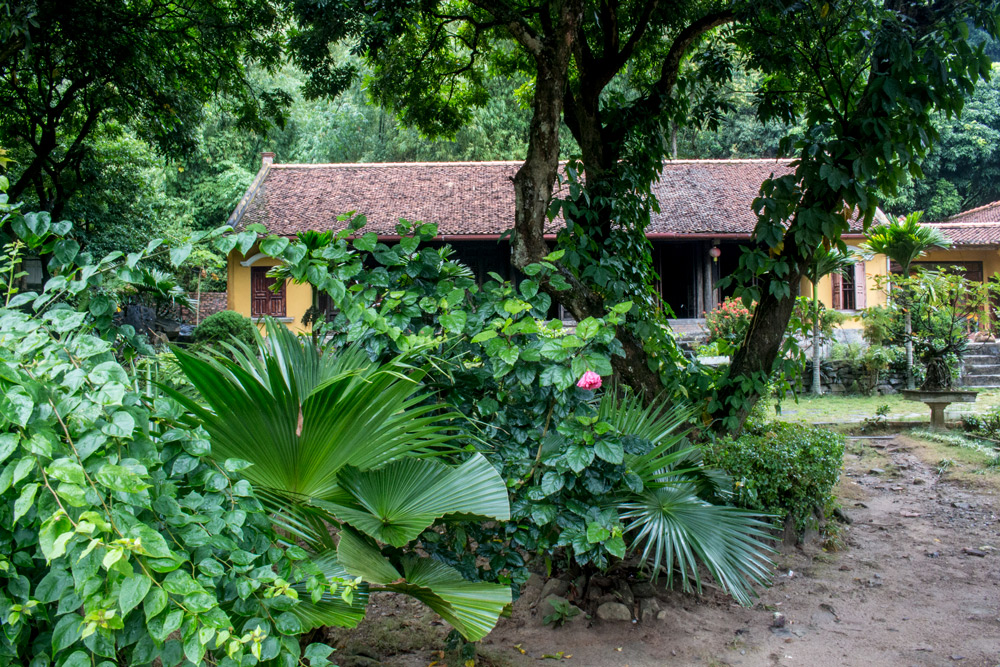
[895,267,996,427]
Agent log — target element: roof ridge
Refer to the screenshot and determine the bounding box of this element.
[927,220,1000,227]
[941,199,1000,222]
[270,161,524,169]
[266,157,791,169]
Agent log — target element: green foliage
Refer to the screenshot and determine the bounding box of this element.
[0,208,340,664]
[703,422,846,532]
[961,406,1000,440]
[193,311,257,350]
[0,0,287,214]
[167,319,513,641]
[542,597,580,627]
[261,219,774,605]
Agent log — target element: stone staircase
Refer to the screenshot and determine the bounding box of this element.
[961,342,1000,387]
[668,318,709,353]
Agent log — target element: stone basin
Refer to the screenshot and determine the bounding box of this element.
[901,389,978,429]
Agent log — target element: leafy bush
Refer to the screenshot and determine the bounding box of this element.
[704,297,754,348]
[961,406,1000,440]
[0,308,336,666]
[0,207,340,664]
[263,217,774,605]
[702,422,845,532]
[192,310,256,349]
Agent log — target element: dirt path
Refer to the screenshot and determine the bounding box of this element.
[327,435,1000,667]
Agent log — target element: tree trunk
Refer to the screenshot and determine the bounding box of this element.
[905,309,915,390]
[811,287,822,395]
[508,1,665,398]
[717,270,802,428]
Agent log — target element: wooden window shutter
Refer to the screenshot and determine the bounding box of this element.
[251,267,286,317]
[269,276,286,317]
[854,262,867,309]
[831,273,842,310]
[251,267,269,317]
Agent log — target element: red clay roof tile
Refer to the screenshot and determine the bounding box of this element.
[231,159,799,238]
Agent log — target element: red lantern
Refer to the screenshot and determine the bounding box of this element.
[708,246,721,262]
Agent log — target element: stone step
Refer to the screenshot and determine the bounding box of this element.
[963,355,998,364]
[964,363,1000,374]
[961,374,1000,387]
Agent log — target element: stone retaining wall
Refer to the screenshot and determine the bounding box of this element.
[803,359,906,395]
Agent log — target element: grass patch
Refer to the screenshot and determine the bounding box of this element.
[769,389,1000,425]
[900,431,1000,490]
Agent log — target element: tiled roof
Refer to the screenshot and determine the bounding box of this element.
[924,221,1000,246]
[230,159,803,238]
[921,200,1000,246]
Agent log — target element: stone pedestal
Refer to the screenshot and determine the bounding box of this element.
[901,389,978,429]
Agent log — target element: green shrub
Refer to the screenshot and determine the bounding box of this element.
[702,422,845,532]
[192,310,256,348]
[961,406,1000,439]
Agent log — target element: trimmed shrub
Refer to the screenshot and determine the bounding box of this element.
[702,422,845,531]
[192,310,256,348]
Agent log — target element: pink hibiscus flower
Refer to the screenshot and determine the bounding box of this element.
[576,370,602,390]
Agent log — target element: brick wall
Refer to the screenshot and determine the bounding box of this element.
[179,292,227,324]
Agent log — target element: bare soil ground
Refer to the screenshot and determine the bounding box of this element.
[324,434,1000,667]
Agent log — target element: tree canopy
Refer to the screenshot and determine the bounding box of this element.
[0,0,287,216]
[286,0,999,426]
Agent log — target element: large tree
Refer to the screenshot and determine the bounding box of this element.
[287,0,996,428]
[0,0,288,217]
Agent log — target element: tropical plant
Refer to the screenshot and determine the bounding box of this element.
[165,319,513,641]
[0,198,341,665]
[704,297,755,350]
[257,219,774,606]
[862,211,953,389]
[802,246,859,394]
[598,388,774,604]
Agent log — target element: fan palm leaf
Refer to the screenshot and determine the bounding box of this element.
[598,387,774,605]
[861,211,952,272]
[166,317,512,639]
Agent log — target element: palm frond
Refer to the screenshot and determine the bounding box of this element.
[861,211,952,271]
[620,487,775,606]
[336,527,512,641]
[315,454,510,547]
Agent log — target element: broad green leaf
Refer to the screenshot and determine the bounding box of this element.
[0,433,16,464]
[594,439,624,464]
[144,588,168,622]
[169,243,193,267]
[119,574,152,615]
[586,522,610,543]
[14,482,39,523]
[564,445,594,473]
[383,556,511,642]
[1,386,33,426]
[319,455,509,547]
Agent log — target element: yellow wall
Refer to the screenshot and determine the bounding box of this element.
[798,245,890,329]
[227,246,313,334]
[917,246,1000,279]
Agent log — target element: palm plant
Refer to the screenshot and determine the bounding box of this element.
[802,245,858,394]
[164,318,512,641]
[862,211,952,389]
[595,388,774,606]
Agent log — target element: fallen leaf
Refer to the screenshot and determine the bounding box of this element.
[900,511,921,517]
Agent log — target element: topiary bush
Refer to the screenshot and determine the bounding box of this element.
[702,422,845,532]
[192,310,256,349]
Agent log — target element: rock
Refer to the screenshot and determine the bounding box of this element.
[639,597,661,623]
[952,501,971,510]
[913,478,926,485]
[596,602,632,622]
[613,579,634,607]
[961,548,987,557]
[630,581,658,598]
[771,612,786,628]
[869,468,885,475]
[539,577,570,600]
